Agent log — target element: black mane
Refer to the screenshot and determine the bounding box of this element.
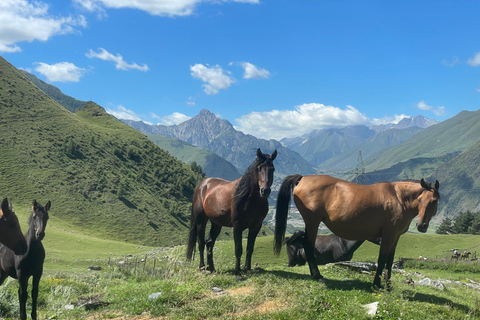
[233,151,271,213]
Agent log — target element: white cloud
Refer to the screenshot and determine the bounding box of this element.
[235,103,370,140]
[190,63,236,95]
[86,48,149,71]
[240,62,271,79]
[371,114,410,125]
[441,57,459,67]
[74,0,259,17]
[416,100,445,116]
[468,52,480,67]
[158,112,191,125]
[106,105,143,121]
[34,62,86,82]
[0,0,86,53]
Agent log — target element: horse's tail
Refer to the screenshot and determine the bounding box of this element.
[186,204,197,262]
[274,174,303,255]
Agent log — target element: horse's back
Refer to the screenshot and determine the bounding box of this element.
[293,175,397,240]
[193,177,238,226]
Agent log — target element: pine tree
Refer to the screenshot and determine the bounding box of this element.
[436,217,453,234]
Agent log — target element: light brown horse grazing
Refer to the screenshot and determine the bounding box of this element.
[187,148,277,280]
[0,198,27,255]
[274,175,440,288]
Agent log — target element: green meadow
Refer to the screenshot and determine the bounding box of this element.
[2,207,480,320]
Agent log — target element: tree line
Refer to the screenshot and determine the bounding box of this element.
[436,211,480,235]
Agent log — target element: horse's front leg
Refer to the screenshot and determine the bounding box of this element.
[233,226,244,281]
[31,269,43,320]
[244,225,261,271]
[374,237,396,288]
[383,239,399,290]
[17,275,29,320]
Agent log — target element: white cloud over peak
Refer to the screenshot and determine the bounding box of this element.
[190,63,236,95]
[158,112,192,125]
[74,0,259,17]
[371,114,410,125]
[416,100,445,116]
[468,52,480,67]
[235,103,370,140]
[240,62,271,79]
[34,62,86,82]
[106,105,143,122]
[0,0,86,53]
[86,48,149,71]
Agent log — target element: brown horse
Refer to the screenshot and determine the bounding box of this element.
[0,198,27,255]
[187,148,277,280]
[274,175,440,288]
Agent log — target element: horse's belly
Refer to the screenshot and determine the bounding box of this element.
[324,220,381,241]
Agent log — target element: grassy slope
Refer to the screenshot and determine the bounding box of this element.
[10,231,479,319]
[0,56,204,247]
[146,133,241,180]
[365,109,480,172]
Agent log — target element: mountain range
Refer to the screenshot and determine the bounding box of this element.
[8,55,480,229]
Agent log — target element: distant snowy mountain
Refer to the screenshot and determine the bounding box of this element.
[371,115,439,133]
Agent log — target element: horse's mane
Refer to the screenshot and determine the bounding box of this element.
[233,151,270,213]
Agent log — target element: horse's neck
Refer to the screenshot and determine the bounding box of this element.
[395,182,423,211]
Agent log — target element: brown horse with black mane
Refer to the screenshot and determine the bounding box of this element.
[0,198,27,255]
[187,148,277,280]
[274,175,439,288]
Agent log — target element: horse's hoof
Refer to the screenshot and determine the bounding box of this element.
[236,275,245,282]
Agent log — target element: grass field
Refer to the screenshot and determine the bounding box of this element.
[2,208,480,319]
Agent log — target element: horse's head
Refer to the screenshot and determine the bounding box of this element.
[416,179,440,233]
[30,200,51,241]
[0,198,27,255]
[255,148,277,198]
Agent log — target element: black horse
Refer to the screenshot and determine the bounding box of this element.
[0,200,50,320]
[284,231,381,267]
[187,148,276,280]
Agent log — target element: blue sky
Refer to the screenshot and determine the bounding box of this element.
[2,0,480,140]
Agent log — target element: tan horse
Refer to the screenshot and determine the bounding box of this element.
[0,198,27,255]
[274,175,440,288]
[187,149,277,280]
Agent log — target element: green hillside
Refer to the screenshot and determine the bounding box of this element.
[19,70,89,112]
[0,56,204,246]
[146,133,241,180]
[364,110,480,172]
[433,139,480,216]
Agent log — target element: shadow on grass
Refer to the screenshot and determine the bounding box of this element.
[407,292,472,314]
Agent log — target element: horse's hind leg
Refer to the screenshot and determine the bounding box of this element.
[196,216,207,270]
[206,223,222,272]
[244,225,261,271]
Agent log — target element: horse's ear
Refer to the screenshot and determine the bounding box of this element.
[257,148,262,158]
[45,201,51,211]
[1,198,8,212]
[32,199,38,210]
[271,150,277,161]
[435,180,440,190]
[420,178,428,189]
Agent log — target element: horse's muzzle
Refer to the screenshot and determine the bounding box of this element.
[36,230,45,241]
[416,222,429,233]
[260,187,271,198]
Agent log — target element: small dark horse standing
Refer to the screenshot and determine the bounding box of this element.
[187,149,276,280]
[275,175,439,288]
[284,231,381,267]
[0,200,50,320]
[0,198,27,255]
